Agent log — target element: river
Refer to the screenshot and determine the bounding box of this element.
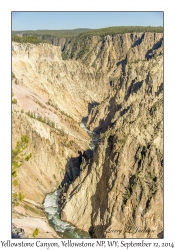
[43,122,99,238]
[79,122,99,150]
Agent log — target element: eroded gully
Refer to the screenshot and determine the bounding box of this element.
[43,122,99,238]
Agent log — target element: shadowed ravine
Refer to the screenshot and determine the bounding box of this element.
[12,31,163,238]
[43,123,98,238]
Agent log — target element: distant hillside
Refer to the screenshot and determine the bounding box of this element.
[12,26,163,39]
[12,28,93,38]
[12,26,163,48]
[77,26,163,38]
[12,35,49,44]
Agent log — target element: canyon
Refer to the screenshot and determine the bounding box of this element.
[12,30,163,238]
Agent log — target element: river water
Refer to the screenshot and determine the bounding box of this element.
[43,189,90,238]
[79,122,99,150]
[43,122,99,238]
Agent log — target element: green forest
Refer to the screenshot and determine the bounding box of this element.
[77,26,163,38]
[12,35,49,44]
[12,28,92,38]
[12,26,163,41]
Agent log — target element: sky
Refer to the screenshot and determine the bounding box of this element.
[12,11,163,31]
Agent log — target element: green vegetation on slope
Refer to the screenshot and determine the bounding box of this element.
[25,111,76,148]
[77,26,163,38]
[12,135,32,177]
[12,135,32,206]
[12,35,49,44]
[32,228,39,238]
[12,98,17,104]
[12,26,163,40]
[12,28,92,38]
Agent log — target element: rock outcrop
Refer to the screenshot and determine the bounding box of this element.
[60,32,163,238]
[12,224,25,238]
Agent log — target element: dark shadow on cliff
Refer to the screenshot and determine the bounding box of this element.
[116,58,127,74]
[145,38,163,59]
[89,135,117,238]
[125,79,143,101]
[88,102,99,114]
[60,99,100,194]
[60,152,82,187]
[155,82,163,97]
[132,33,145,47]
[88,96,121,134]
[82,101,100,124]
[59,148,94,201]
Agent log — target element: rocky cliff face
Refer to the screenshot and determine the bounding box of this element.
[12,31,163,238]
[12,42,97,203]
[12,42,103,237]
[60,32,163,238]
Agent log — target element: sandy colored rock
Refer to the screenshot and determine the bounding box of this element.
[13,217,59,238]
[12,32,163,238]
[60,32,163,238]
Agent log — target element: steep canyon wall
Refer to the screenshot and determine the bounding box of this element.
[12,31,163,238]
[59,32,163,238]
